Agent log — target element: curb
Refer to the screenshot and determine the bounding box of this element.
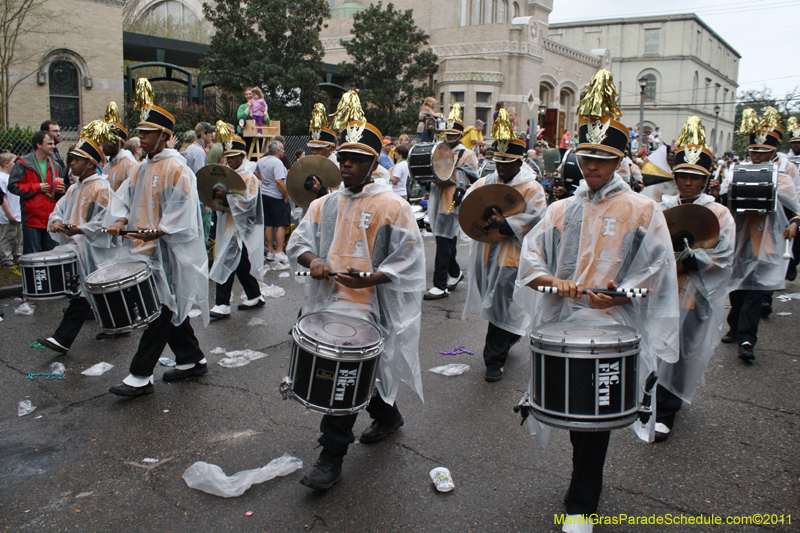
[0,284,22,298]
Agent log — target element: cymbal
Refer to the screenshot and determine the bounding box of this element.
[287,155,342,210]
[664,203,720,273]
[196,164,247,212]
[459,183,526,243]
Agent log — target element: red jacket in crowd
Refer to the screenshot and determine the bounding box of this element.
[8,153,65,229]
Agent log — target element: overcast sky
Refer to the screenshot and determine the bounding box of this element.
[549,0,800,101]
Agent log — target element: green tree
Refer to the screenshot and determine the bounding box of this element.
[339,2,438,136]
[201,0,330,134]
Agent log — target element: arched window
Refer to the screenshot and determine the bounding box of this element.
[560,89,573,112]
[692,71,698,105]
[49,60,80,129]
[512,1,519,18]
[498,0,507,23]
[486,0,493,24]
[643,73,657,103]
[539,84,551,107]
[144,0,198,23]
[472,0,482,25]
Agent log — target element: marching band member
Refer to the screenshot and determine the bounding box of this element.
[100,103,139,192]
[38,131,117,354]
[208,123,265,319]
[516,70,680,533]
[307,102,339,167]
[655,117,735,442]
[287,92,425,491]
[462,110,546,382]
[106,81,209,398]
[723,108,800,363]
[423,104,478,300]
[783,117,800,280]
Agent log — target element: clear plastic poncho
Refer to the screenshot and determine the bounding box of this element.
[729,168,800,291]
[776,152,800,191]
[514,173,680,444]
[209,164,264,285]
[462,165,547,335]
[108,148,209,326]
[287,179,427,405]
[658,193,735,403]
[102,149,138,192]
[48,174,117,297]
[428,145,478,239]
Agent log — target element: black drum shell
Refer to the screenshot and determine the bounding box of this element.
[19,250,78,300]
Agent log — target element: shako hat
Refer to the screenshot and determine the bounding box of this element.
[491,109,526,162]
[308,103,337,148]
[331,91,383,158]
[134,78,175,135]
[739,107,783,152]
[444,104,465,137]
[576,70,628,159]
[673,116,713,176]
[104,102,128,142]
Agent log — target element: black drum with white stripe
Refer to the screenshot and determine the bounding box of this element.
[19,249,79,300]
[84,262,161,334]
[728,163,777,214]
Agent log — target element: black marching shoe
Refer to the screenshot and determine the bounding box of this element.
[654,422,672,443]
[721,331,736,344]
[237,297,265,311]
[761,301,772,318]
[162,362,208,382]
[485,367,503,382]
[738,342,755,364]
[423,287,448,300]
[787,264,797,282]
[360,414,404,444]
[109,382,153,398]
[446,271,465,291]
[38,337,69,355]
[299,451,343,490]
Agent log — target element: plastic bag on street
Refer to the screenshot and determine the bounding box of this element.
[15,303,34,315]
[210,347,226,354]
[49,362,66,375]
[17,400,36,417]
[81,362,114,376]
[247,318,266,326]
[182,453,303,497]
[429,364,470,376]
[217,350,268,368]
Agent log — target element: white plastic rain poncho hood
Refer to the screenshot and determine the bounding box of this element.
[208,163,264,285]
[427,144,478,239]
[107,148,209,326]
[462,164,547,335]
[658,193,735,403]
[515,173,680,443]
[287,178,427,405]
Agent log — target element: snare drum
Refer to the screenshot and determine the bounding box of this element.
[281,312,384,415]
[525,322,641,431]
[728,163,777,213]
[19,249,79,300]
[408,142,454,184]
[84,262,161,334]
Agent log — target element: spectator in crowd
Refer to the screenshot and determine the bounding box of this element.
[295,148,306,162]
[461,120,485,152]
[237,87,253,135]
[379,138,394,170]
[418,97,442,142]
[256,140,290,264]
[493,102,504,122]
[124,136,142,161]
[206,123,233,165]
[508,107,520,131]
[177,131,197,155]
[273,136,292,170]
[631,135,640,153]
[40,121,67,184]
[391,144,409,200]
[559,128,572,157]
[9,132,65,254]
[185,122,214,173]
[526,149,542,177]
[248,87,268,135]
[0,152,21,267]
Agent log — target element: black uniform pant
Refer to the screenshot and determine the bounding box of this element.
[318,395,400,458]
[53,296,93,348]
[433,236,460,290]
[483,322,521,371]
[727,290,766,346]
[215,247,261,305]
[129,305,204,377]
[565,430,611,516]
[656,385,683,429]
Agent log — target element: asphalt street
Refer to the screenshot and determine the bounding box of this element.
[0,236,798,532]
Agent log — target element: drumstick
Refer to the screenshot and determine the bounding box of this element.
[295,271,373,277]
[101,229,159,235]
[534,286,648,298]
[783,239,792,260]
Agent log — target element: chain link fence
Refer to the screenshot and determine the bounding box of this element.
[0,126,82,157]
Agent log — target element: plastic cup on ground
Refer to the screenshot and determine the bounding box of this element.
[430,467,454,492]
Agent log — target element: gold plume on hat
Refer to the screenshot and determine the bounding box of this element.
[676,116,706,147]
[761,107,781,130]
[81,119,116,146]
[577,69,621,120]
[737,108,760,136]
[787,116,799,132]
[447,103,463,123]
[133,78,155,111]
[330,90,366,132]
[215,120,233,144]
[104,102,121,124]
[309,103,330,130]
[491,109,514,141]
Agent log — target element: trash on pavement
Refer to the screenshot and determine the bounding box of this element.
[210,347,226,354]
[49,362,66,375]
[217,349,268,368]
[81,362,114,376]
[247,318,266,326]
[429,364,470,376]
[17,400,36,417]
[182,453,303,497]
[15,303,34,315]
[430,467,455,492]
[159,358,177,367]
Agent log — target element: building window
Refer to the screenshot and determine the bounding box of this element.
[451,91,465,103]
[476,107,490,124]
[476,91,491,103]
[643,74,656,103]
[49,60,80,129]
[696,29,702,55]
[486,0,493,23]
[539,85,550,106]
[472,0,481,25]
[461,0,467,26]
[512,1,519,18]
[498,0,506,23]
[692,71,698,105]
[644,29,659,55]
[145,0,198,23]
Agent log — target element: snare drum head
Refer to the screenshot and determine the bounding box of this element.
[533,322,639,348]
[85,261,149,284]
[432,142,454,181]
[297,312,381,349]
[19,249,77,265]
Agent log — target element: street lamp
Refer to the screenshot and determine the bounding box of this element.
[714,104,721,156]
[638,76,648,152]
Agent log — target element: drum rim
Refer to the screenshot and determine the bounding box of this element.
[292,326,383,360]
[530,345,640,359]
[85,261,152,292]
[19,250,78,266]
[530,323,641,348]
[88,275,161,333]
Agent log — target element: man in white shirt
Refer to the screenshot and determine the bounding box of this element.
[0,152,21,266]
[256,140,290,263]
[391,145,409,199]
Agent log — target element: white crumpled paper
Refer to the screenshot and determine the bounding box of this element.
[777,293,800,302]
[210,347,227,354]
[242,282,285,301]
[17,400,36,417]
[81,362,114,376]
[217,350,268,368]
[429,364,470,376]
[14,303,34,315]
[49,362,66,375]
[182,453,302,497]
